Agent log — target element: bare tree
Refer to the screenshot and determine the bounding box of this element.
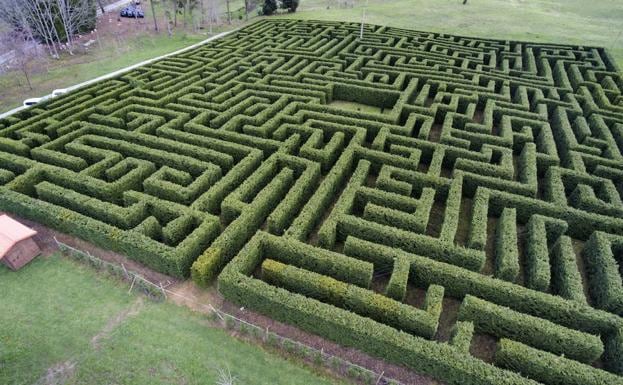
[206,0,220,35]
[173,0,177,27]
[56,0,95,55]
[164,5,174,37]
[0,28,43,90]
[1,0,62,58]
[150,0,159,31]
[226,0,231,24]
[24,0,63,58]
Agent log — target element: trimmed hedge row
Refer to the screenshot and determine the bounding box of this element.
[339,214,486,271]
[263,233,373,287]
[495,339,623,385]
[458,295,604,363]
[550,235,586,304]
[605,326,623,375]
[583,231,623,315]
[218,233,540,385]
[494,207,519,282]
[449,321,474,354]
[385,256,410,301]
[343,236,623,334]
[192,160,294,285]
[262,259,442,339]
[0,186,219,277]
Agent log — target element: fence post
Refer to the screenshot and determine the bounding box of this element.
[121,263,129,279]
[128,275,137,294]
[159,282,167,299]
[375,371,385,385]
[209,304,224,321]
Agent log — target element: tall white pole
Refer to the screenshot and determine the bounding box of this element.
[360,0,369,39]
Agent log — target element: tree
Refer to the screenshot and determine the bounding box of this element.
[262,0,277,15]
[281,0,299,13]
[0,28,43,90]
[226,0,231,24]
[150,0,159,31]
[55,0,97,55]
[205,0,220,34]
[0,0,96,58]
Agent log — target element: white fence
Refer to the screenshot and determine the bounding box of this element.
[54,237,406,385]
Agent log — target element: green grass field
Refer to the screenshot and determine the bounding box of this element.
[1,0,621,114]
[0,255,344,385]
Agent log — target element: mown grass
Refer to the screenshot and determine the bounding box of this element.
[0,255,345,385]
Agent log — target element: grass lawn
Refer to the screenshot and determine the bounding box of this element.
[0,255,345,385]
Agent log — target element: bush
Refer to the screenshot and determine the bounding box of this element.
[495,339,623,385]
[281,0,299,12]
[458,295,604,363]
[262,0,278,15]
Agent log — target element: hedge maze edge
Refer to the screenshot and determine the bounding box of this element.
[1,19,623,385]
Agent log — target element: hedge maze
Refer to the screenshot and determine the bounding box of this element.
[1,19,623,385]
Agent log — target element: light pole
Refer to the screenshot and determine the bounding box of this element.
[360,0,369,39]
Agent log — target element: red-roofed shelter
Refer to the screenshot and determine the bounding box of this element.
[0,215,41,271]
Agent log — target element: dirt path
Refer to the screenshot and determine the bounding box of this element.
[34,297,144,385]
[36,360,77,385]
[91,297,145,350]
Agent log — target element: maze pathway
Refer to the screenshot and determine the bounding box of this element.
[1,19,623,385]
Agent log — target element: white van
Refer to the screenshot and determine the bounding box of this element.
[23,97,42,107]
[52,89,68,97]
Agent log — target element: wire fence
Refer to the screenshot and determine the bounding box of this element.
[54,237,406,385]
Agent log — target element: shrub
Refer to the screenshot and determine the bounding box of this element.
[458,295,604,363]
[262,0,278,15]
[495,339,623,385]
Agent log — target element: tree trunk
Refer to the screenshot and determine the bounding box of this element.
[463,0,468,4]
[200,0,205,27]
[173,0,177,27]
[96,0,105,13]
[21,65,33,90]
[245,0,249,21]
[151,0,159,31]
[226,0,231,24]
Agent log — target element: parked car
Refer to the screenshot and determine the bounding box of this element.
[52,88,68,97]
[23,97,42,107]
[120,5,144,18]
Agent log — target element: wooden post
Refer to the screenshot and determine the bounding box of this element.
[159,282,167,299]
[128,275,137,294]
[375,371,385,385]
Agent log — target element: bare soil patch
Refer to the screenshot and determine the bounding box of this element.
[36,360,77,385]
[91,297,144,350]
